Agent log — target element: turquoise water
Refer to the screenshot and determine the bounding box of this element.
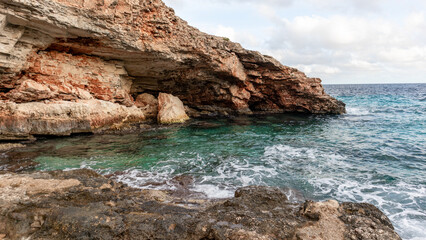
[21,84,426,239]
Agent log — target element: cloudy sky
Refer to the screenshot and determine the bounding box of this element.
[163,0,426,84]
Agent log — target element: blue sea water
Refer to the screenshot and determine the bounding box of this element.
[21,83,425,239]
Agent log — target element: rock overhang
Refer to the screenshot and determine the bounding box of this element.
[0,0,346,140]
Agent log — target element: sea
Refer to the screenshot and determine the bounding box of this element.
[16,83,426,239]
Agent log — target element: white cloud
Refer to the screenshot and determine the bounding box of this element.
[163,0,426,83]
[262,11,426,82]
[306,0,385,12]
[211,25,260,48]
[205,0,294,7]
[294,64,341,75]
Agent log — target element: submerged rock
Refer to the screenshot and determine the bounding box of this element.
[0,170,401,240]
[0,0,345,140]
[0,150,39,172]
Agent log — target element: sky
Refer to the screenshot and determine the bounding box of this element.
[163,0,426,84]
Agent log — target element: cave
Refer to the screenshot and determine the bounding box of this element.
[0,0,345,140]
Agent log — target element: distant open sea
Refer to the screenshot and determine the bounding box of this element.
[19,83,425,239]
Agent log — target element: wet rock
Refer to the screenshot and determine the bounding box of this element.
[171,175,194,189]
[340,202,401,240]
[0,170,400,239]
[157,93,190,124]
[0,150,39,172]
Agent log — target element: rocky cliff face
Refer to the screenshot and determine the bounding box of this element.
[0,0,345,140]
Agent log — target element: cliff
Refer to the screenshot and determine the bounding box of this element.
[0,0,345,140]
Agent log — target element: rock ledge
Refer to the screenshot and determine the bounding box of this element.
[0,170,400,240]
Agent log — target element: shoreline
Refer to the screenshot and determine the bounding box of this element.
[0,169,401,239]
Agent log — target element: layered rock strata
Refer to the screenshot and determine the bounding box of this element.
[0,0,345,140]
[0,169,400,240]
[0,99,146,140]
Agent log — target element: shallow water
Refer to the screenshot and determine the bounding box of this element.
[14,83,426,240]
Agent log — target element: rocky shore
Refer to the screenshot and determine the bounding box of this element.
[0,168,401,240]
[0,1,402,239]
[0,0,345,141]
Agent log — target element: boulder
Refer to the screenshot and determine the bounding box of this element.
[135,93,158,118]
[157,93,189,124]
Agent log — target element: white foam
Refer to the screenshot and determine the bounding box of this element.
[346,107,370,116]
[308,172,426,240]
[264,144,426,240]
[98,144,425,240]
[192,184,234,199]
[394,216,426,240]
[115,168,177,191]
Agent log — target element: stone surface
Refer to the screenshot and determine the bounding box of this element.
[157,92,189,124]
[0,170,401,240]
[0,99,145,140]
[135,93,158,118]
[0,144,39,173]
[296,200,345,239]
[0,143,25,152]
[5,51,133,105]
[0,0,345,139]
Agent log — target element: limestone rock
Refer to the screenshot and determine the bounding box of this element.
[0,99,145,140]
[135,93,158,118]
[0,150,38,172]
[0,174,80,206]
[157,93,189,124]
[7,79,57,102]
[0,143,25,152]
[0,0,346,139]
[295,200,345,239]
[0,170,401,240]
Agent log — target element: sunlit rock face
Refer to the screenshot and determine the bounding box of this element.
[157,93,189,124]
[0,0,345,140]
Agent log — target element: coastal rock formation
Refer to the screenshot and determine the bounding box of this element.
[157,93,189,124]
[0,0,345,140]
[0,99,145,140]
[0,170,401,240]
[135,93,158,118]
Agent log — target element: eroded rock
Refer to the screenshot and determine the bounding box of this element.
[0,100,145,139]
[0,0,345,139]
[157,93,189,124]
[295,200,346,239]
[135,93,158,118]
[0,170,401,240]
[0,143,25,152]
[0,148,39,173]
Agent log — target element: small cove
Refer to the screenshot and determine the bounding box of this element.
[9,83,426,240]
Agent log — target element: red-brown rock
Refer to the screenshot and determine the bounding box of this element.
[135,93,158,118]
[0,0,345,139]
